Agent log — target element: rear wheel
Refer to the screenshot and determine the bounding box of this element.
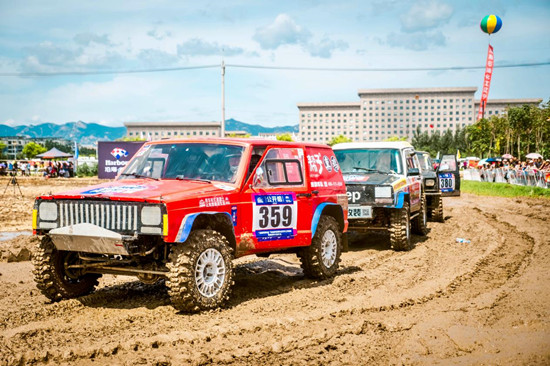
[412,194,428,235]
[299,216,342,279]
[389,202,412,251]
[166,230,234,312]
[32,236,100,301]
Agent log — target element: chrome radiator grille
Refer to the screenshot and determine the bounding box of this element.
[58,200,139,232]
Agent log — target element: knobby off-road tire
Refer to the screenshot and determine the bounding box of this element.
[389,202,413,251]
[431,195,444,222]
[166,230,234,312]
[32,236,100,301]
[299,216,342,279]
[411,194,428,236]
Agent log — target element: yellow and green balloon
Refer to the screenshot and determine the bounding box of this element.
[480,15,502,35]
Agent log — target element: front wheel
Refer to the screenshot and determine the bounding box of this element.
[32,236,100,301]
[299,216,342,279]
[431,195,444,222]
[412,194,428,236]
[166,230,234,312]
[389,202,412,251]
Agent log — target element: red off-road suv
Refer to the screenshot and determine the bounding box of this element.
[32,139,348,311]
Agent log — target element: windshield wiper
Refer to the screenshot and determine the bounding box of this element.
[352,167,391,174]
[175,176,211,184]
[120,172,159,181]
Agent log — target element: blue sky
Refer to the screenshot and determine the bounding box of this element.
[1,0,549,127]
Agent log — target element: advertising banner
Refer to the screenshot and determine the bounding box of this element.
[97,141,146,179]
[477,44,494,120]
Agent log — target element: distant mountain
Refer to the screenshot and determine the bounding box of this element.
[0,119,298,144]
[0,121,126,145]
[225,118,298,135]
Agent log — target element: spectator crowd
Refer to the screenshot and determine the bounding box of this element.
[0,160,75,178]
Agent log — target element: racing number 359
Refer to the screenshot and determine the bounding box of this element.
[258,205,292,229]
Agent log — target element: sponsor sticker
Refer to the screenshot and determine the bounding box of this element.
[135,145,151,157]
[331,156,340,172]
[252,192,297,241]
[199,196,230,208]
[82,185,149,195]
[344,175,369,182]
[323,155,332,172]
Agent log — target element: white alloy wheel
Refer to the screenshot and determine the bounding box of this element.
[195,248,226,298]
[321,229,338,268]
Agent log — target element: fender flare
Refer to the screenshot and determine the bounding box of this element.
[311,202,342,238]
[177,211,232,242]
[393,192,408,209]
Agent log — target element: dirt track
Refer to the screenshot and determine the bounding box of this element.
[1,177,549,365]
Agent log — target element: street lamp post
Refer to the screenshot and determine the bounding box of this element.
[221,60,225,138]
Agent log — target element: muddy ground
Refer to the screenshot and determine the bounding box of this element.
[0,177,549,365]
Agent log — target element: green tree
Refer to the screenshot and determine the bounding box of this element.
[22,141,47,158]
[118,136,145,141]
[276,133,293,142]
[0,142,6,158]
[383,136,407,142]
[327,135,352,146]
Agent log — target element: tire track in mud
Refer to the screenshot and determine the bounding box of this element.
[0,196,544,365]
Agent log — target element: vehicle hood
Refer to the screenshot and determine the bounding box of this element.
[43,179,238,203]
[342,172,403,186]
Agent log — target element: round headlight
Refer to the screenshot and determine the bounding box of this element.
[426,179,435,187]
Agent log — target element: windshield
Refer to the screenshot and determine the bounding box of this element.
[119,143,245,183]
[416,153,435,172]
[334,148,403,174]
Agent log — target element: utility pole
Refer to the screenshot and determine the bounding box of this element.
[221,59,225,138]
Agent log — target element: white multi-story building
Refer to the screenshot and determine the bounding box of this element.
[474,99,542,118]
[125,121,221,140]
[298,87,541,143]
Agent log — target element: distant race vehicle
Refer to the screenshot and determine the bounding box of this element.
[333,141,428,252]
[415,151,444,222]
[438,154,461,196]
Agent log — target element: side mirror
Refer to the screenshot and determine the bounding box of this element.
[253,167,264,186]
[408,168,420,176]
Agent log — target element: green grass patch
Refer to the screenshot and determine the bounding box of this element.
[461,180,550,198]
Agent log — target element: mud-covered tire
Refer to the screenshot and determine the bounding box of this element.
[412,194,428,236]
[389,202,412,251]
[431,195,444,222]
[166,230,234,312]
[298,216,342,279]
[32,236,100,301]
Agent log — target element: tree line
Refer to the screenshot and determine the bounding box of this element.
[412,100,549,159]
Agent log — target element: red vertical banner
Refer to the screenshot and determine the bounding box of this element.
[477,45,494,120]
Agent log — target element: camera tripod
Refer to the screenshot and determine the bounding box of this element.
[2,172,23,198]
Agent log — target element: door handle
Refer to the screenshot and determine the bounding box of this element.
[297,193,312,198]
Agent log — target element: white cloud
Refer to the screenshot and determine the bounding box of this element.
[146,28,172,41]
[137,49,179,66]
[253,14,311,50]
[400,0,453,32]
[306,38,349,59]
[177,38,244,57]
[73,33,113,46]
